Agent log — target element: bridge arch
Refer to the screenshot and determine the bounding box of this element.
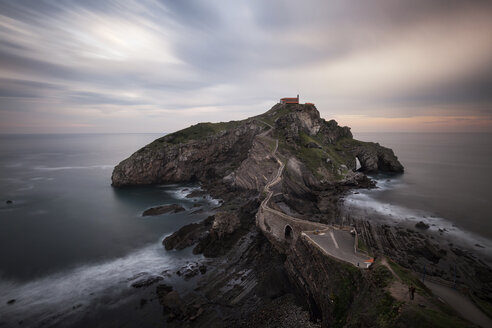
[284,224,293,241]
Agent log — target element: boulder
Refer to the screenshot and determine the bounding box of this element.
[415,221,430,230]
[162,216,214,250]
[210,212,240,240]
[353,143,404,173]
[131,275,164,288]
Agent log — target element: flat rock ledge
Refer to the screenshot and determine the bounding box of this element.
[142,204,185,216]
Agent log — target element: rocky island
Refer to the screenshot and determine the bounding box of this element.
[112,102,491,327]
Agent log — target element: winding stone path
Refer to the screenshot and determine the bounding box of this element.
[256,122,372,268]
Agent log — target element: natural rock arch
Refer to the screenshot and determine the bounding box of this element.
[355,156,362,171]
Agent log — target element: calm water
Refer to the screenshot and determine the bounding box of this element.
[0,134,218,326]
[348,132,492,255]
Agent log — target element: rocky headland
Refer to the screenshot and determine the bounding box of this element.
[112,103,491,327]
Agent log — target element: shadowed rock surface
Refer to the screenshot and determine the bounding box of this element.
[142,204,185,216]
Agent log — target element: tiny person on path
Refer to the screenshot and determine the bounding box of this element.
[409,285,416,300]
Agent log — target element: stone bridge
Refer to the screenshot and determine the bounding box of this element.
[258,205,327,246]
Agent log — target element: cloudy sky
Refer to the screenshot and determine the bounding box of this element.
[0,0,491,133]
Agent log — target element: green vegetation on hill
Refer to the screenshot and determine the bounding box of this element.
[399,306,474,328]
[295,132,355,180]
[149,120,244,148]
[261,103,297,125]
[297,132,327,174]
[387,259,431,296]
[342,260,475,328]
[383,259,474,328]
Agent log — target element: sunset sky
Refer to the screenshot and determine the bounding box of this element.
[0,0,491,133]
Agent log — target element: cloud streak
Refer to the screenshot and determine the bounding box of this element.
[0,0,491,133]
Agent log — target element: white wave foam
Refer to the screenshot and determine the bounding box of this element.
[344,190,492,261]
[15,184,34,191]
[34,165,114,171]
[30,177,54,181]
[370,176,405,191]
[166,185,221,206]
[0,242,192,327]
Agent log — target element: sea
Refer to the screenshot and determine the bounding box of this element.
[0,134,219,327]
[0,132,491,326]
[346,132,492,261]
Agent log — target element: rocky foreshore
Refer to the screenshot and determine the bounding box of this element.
[142,204,185,216]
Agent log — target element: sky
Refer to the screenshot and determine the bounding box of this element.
[0,0,491,134]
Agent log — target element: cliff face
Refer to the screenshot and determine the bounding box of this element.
[111,120,265,187]
[112,103,403,190]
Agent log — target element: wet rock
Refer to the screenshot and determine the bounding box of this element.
[127,272,148,281]
[199,265,207,274]
[415,221,430,230]
[190,209,204,215]
[142,204,185,216]
[131,275,164,288]
[176,262,202,280]
[163,216,214,250]
[7,299,15,305]
[156,283,173,298]
[186,190,207,198]
[192,211,245,257]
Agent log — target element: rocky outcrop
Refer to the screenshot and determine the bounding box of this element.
[272,104,351,144]
[210,212,240,239]
[163,216,214,250]
[162,212,241,253]
[228,135,279,192]
[130,275,164,288]
[337,139,404,173]
[354,143,404,173]
[353,220,492,302]
[111,120,265,187]
[143,204,185,216]
[112,103,403,190]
